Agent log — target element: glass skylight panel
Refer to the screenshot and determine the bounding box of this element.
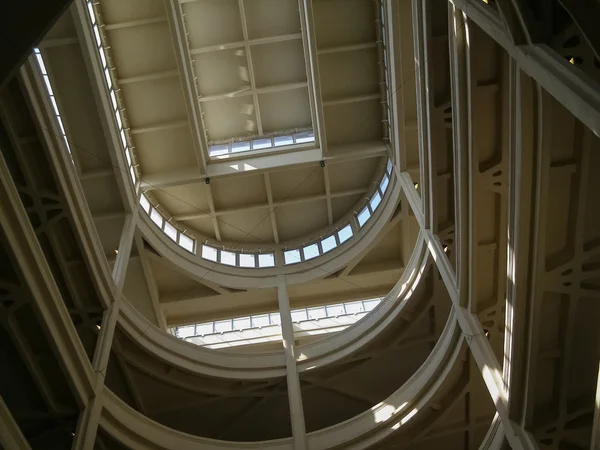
[386,159,393,174]
[370,191,382,211]
[358,206,371,227]
[56,116,66,135]
[363,299,382,311]
[252,138,271,150]
[179,234,195,253]
[344,301,365,314]
[303,243,319,260]
[258,253,275,268]
[121,130,128,151]
[139,194,150,213]
[274,135,294,146]
[321,235,337,253]
[239,253,256,268]
[338,224,353,244]
[99,47,107,68]
[35,52,47,74]
[177,325,195,338]
[164,221,178,241]
[87,2,96,24]
[129,166,137,183]
[380,174,389,194]
[284,249,301,265]
[104,68,112,89]
[115,111,123,130]
[209,144,229,156]
[307,306,326,320]
[326,304,345,317]
[110,90,118,110]
[220,250,236,266]
[233,317,251,330]
[195,322,214,335]
[201,245,218,262]
[93,25,102,47]
[214,319,233,333]
[291,309,308,322]
[252,314,270,328]
[150,208,163,227]
[232,141,250,153]
[295,131,315,143]
[269,313,281,325]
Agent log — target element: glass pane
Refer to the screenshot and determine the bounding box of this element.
[179,234,195,253]
[380,174,389,194]
[386,159,392,174]
[358,206,371,227]
[326,304,345,317]
[307,306,326,320]
[139,194,150,213]
[94,25,102,47]
[363,299,382,311]
[321,235,337,253]
[104,67,112,89]
[274,135,293,146]
[164,221,178,241]
[195,323,214,335]
[209,144,229,156]
[87,2,96,23]
[232,141,250,153]
[129,166,137,183]
[269,313,281,325]
[344,301,364,314]
[122,131,129,155]
[99,47,107,68]
[214,320,233,333]
[252,138,272,150]
[150,208,163,227]
[220,250,236,266]
[233,317,251,330]
[370,191,382,211]
[338,224,353,244]
[43,75,54,95]
[50,96,60,116]
[258,253,275,268]
[177,325,195,338]
[239,253,256,268]
[294,130,315,143]
[284,249,301,265]
[110,90,118,110]
[291,309,308,322]
[201,245,218,262]
[303,243,319,260]
[252,314,270,328]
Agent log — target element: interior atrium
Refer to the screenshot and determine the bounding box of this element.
[1,0,600,449]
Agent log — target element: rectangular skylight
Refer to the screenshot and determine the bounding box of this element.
[321,235,337,253]
[179,234,195,253]
[357,206,371,227]
[164,221,178,241]
[252,314,270,327]
[239,253,256,268]
[338,224,353,244]
[220,250,236,266]
[233,317,251,330]
[386,159,392,174]
[274,135,294,146]
[258,253,275,268]
[150,208,163,227]
[370,191,382,211]
[291,309,308,322]
[209,144,229,156]
[252,138,271,150]
[284,249,301,265]
[232,141,250,153]
[201,245,218,262]
[139,194,151,213]
[308,306,326,320]
[214,320,233,333]
[294,131,314,143]
[303,243,319,260]
[380,174,389,194]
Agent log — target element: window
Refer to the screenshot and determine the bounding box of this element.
[139,194,151,213]
[303,243,319,260]
[274,135,293,146]
[233,317,251,330]
[386,159,393,174]
[214,320,233,333]
[321,235,337,253]
[291,309,308,322]
[338,224,353,244]
[150,208,163,227]
[344,301,364,314]
[380,174,389,194]
[258,253,275,268]
[370,191,382,211]
[269,313,281,325]
[201,245,218,262]
[251,314,270,328]
[232,141,250,153]
[209,144,229,156]
[164,221,178,241]
[307,306,326,320]
[179,234,195,253]
[326,304,345,317]
[294,131,315,143]
[195,322,214,335]
[177,325,195,338]
[357,206,371,227]
[239,253,256,268]
[220,250,236,266]
[284,249,301,265]
[253,138,271,150]
[363,299,381,311]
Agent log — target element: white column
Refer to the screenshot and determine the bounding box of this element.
[277,275,307,450]
[73,214,137,449]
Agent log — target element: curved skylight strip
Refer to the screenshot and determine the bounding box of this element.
[33,48,74,164]
[171,297,383,347]
[377,0,393,142]
[209,129,315,158]
[83,1,197,254]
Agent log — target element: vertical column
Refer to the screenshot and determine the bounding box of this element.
[73,213,137,449]
[277,275,307,450]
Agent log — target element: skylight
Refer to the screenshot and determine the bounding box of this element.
[209,128,316,158]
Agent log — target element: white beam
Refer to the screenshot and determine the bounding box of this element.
[118,69,179,85]
[264,173,280,243]
[277,276,307,450]
[317,42,377,55]
[190,33,302,55]
[103,17,167,31]
[198,81,308,103]
[0,395,30,450]
[322,93,380,107]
